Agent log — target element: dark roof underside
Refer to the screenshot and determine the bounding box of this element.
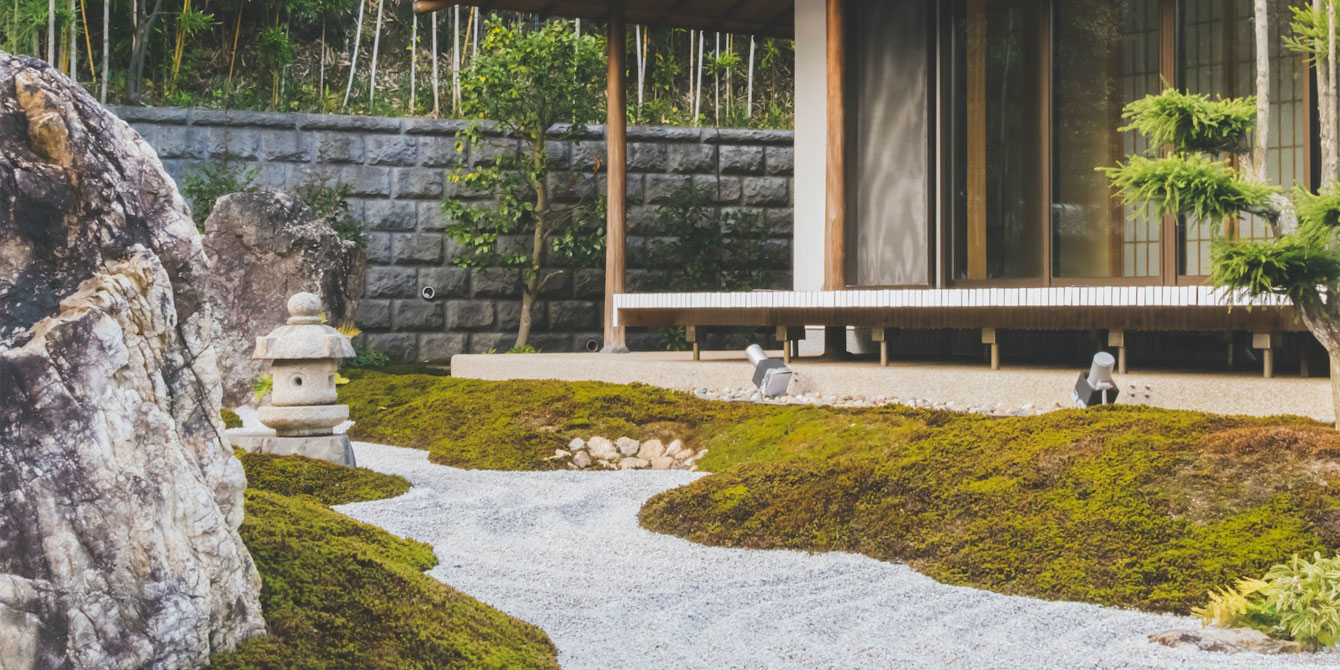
[415,1,795,39]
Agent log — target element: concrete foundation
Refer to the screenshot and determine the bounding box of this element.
[451,350,1337,423]
[229,430,356,467]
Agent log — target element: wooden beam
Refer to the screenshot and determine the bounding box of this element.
[824,0,846,290]
[602,0,628,352]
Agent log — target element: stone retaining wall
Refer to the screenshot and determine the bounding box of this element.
[113,106,795,360]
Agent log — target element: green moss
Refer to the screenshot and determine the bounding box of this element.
[209,491,557,670]
[237,450,409,506]
[221,408,242,429]
[211,451,559,669]
[339,369,1340,615]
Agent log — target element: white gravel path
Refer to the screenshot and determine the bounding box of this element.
[337,442,1337,670]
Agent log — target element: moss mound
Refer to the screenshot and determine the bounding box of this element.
[210,452,559,669]
[642,405,1340,614]
[237,450,410,505]
[221,408,242,429]
[341,368,1340,615]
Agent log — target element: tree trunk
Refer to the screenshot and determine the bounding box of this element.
[46,0,55,63]
[747,36,755,119]
[452,4,460,112]
[1326,0,1340,183]
[1295,293,1340,428]
[1250,0,1271,182]
[319,17,326,102]
[127,0,163,105]
[518,135,549,349]
[341,0,365,109]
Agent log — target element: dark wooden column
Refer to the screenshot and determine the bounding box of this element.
[823,0,848,357]
[602,0,629,352]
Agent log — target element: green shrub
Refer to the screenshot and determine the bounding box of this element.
[1195,552,1340,650]
[237,450,409,506]
[295,177,364,246]
[181,159,257,230]
[1118,88,1257,154]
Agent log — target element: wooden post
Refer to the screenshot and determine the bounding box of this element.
[1108,330,1127,375]
[965,0,987,279]
[602,0,628,352]
[775,326,804,364]
[686,326,705,361]
[824,0,846,291]
[872,328,898,368]
[1253,332,1280,379]
[982,328,998,370]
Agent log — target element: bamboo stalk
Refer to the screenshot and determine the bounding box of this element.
[47,0,55,63]
[100,0,108,102]
[342,0,366,109]
[410,11,418,112]
[747,36,755,119]
[452,4,460,111]
[319,17,326,102]
[78,0,93,78]
[432,10,440,116]
[694,30,703,124]
[368,0,385,105]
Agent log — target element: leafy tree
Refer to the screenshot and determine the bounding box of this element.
[442,19,606,349]
[1104,89,1340,427]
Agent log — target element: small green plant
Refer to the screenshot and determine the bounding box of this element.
[1194,552,1340,650]
[506,345,539,354]
[296,177,364,245]
[181,159,257,230]
[252,373,273,403]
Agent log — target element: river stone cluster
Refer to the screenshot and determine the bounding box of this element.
[555,436,706,471]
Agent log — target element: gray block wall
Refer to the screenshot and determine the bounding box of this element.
[113,106,794,360]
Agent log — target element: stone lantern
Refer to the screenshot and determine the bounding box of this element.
[231,292,357,466]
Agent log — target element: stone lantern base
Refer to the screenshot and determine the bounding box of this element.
[228,430,356,467]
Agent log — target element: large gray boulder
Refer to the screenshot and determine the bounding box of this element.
[203,189,365,407]
[0,53,264,669]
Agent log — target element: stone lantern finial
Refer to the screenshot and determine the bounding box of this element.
[229,292,357,466]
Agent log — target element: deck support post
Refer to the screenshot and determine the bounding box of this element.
[1253,332,1281,378]
[982,328,998,370]
[872,328,899,367]
[775,326,805,364]
[601,0,628,353]
[1108,330,1127,375]
[685,326,705,361]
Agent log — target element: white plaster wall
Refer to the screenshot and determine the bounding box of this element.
[793,0,827,291]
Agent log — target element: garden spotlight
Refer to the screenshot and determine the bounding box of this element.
[746,344,793,397]
[1072,352,1120,408]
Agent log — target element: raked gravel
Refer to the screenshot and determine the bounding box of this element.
[337,442,1337,670]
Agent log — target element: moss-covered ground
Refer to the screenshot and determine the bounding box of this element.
[208,450,559,669]
[341,368,1340,615]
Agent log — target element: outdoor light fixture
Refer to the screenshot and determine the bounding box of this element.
[421,286,436,300]
[746,344,793,397]
[1072,352,1120,408]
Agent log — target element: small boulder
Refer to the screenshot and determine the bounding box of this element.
[572,451,592,468]
[568,437,586,450]
[637,439,665,461]
[616,436,640,457]
[673,448,695,462]
[620,457,650,470]
[650,456,675,470]
[1148,628,1305,655]
[587,436,618,460]
[664,439,685,458]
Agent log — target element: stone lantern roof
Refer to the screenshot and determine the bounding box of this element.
[253,293,355,361]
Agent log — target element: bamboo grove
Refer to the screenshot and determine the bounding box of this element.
[0,0,795,128]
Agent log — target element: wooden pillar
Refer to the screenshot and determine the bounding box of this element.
[601,0,628,353]
[1108,330,1127,375]
[965,0,987,279]
[873,328,898,368]
[982,328,998,370]
[824,0,846,292]
[686,326,705,361]
[775,326,804,364]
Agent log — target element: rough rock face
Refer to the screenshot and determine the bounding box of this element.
[203,189,365,407]
[1149,628,1306,655]
[0,53,264,669]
